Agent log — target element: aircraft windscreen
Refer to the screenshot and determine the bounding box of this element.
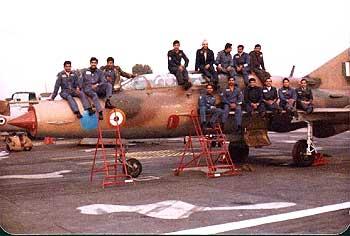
[123,74,178,90]
[122,73,206,90]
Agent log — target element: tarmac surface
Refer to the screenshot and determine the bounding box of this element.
[0,129,349,234]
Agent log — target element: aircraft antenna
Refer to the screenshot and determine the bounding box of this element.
[289,65,295,78]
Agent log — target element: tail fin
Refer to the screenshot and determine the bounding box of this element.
[305,48,350,90]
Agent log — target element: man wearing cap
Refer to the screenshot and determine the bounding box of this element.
[195,40,218,89]
[249,44,271,83]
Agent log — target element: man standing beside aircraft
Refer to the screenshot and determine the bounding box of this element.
[296,78,314,114]
[81,57,115,120]
[199,84,224,128]
[244,78,265,117]
[195,40,218,89]
[261,77,281,114]
[221,77,243,133]
[100,57,136,92]
[233,45,250,86]
[167,40,192,90]
[249,44,271,83]
[50,61,93,119]
[215,43,235,79]
[278,78,298,117]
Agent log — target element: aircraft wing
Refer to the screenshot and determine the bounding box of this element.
[295,108,350,122]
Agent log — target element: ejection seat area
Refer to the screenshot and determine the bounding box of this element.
[121,73,209,91]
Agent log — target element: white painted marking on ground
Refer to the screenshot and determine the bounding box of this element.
[277,140,297,144]
[134,176,160,182]
[0,170,72,179]
[0,151,10,160]
[166,202,350,235]
[77,200,295,220]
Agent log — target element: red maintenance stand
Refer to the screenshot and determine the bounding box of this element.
[168,110,240,178]
[90,109,135,187]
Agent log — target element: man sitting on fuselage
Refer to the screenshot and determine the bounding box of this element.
[221,77,243,133]
[199,84,224,129]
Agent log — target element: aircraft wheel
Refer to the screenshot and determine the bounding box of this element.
[6,144,11,152]
[229,142,249,163]
[123,158,142,178]
[24,146,32,151]
[292,139,315,167]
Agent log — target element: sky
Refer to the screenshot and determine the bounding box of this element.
[0,0,349,99]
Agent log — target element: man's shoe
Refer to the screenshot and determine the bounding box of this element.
[87,108,95,116]
[293,110,299,119]
[105,99,115,109]
[98,111,104,120]
[74,111,83,119]
[183,81,192,90]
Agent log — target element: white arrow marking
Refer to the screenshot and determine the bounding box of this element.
[0,170,72,179]
[77,200,296,220]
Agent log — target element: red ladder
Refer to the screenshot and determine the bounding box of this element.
[174,110,240,178]
[90,120,134,187]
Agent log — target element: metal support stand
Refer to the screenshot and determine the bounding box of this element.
[90,109,134,187]
[172,110,240,178]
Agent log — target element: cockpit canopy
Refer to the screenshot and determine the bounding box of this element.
[122,73,206,90]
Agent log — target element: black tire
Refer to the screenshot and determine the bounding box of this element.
[6,144,11,152]
[292,139,315,167]
[123,158,142,178]
[229,142,249,163]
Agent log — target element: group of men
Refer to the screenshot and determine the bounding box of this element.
[50,57,136,120]
[52,41,313,130]
[167,40,271,90]
[199,77,314,133]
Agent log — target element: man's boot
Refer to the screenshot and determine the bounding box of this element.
[98,111,104,120]
[105,99,115,109]
[87,107,95,116]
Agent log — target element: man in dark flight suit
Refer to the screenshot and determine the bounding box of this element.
[167,40,192,90]
[249,44,271,83]
[243,78,265,117]
[296,78,314,114]
[195,40,218,89]
[261,77,281,114]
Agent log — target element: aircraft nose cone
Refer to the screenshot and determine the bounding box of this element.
[8,109,37,132]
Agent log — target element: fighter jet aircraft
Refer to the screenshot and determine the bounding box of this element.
[5,48,350,170]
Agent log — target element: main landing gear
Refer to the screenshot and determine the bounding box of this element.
[292,121,327,167]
